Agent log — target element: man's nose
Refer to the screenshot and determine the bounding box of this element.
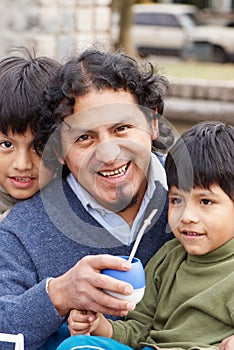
[95,140,121,164]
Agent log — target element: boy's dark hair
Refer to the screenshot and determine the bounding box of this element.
[35,47,174,173]
[165,121,234,200]
[0,47,61,135]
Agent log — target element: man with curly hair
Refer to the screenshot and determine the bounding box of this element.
[0,48,174,349]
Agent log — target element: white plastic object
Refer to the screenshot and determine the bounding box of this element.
[0,333,24,350]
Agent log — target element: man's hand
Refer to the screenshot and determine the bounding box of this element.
[47,254,135,317]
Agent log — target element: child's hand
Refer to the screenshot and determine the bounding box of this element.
[68,309,100,336]
[219,335,234,350]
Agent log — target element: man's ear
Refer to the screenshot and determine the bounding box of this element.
[53,145,65,165]
[151,118,159,140]
[57,156,65,165]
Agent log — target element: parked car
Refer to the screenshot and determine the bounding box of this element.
[129,3,234,63]
[184,24,234,63]
[131,3,200,57]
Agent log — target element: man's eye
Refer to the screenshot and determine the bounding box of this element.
[0,141,13,149]
[76,134,91,142]
[201,198,212,205]
[116,125,131,132]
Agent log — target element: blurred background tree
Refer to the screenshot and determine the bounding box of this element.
[112,0,137,56]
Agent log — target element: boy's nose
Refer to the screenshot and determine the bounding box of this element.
[181,204,199,224]
[13,151,33,171]
[95,140,121,164]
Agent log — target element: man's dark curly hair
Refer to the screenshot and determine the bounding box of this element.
[35,48,174,170]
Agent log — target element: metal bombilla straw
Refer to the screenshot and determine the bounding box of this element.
[128,208,158,263]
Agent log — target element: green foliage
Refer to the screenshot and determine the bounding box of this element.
[155,60,234,80]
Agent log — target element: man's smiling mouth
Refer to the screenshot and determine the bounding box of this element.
[98,162,130,178]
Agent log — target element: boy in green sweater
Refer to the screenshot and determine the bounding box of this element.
[0,48,60,220]
[61,121,234,350]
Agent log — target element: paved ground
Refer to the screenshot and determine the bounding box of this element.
[140,54,234,131]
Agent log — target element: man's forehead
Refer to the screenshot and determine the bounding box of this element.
[63,102,149,130]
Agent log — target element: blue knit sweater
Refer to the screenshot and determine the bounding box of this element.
[0,176,172,349]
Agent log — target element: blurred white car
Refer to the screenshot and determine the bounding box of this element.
[129,3,234,63]
[131,3,199,57]
[185,24,234,63]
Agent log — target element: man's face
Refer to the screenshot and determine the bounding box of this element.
[59,90,158,220]
[0,127,54,199]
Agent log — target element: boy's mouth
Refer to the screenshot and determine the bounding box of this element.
[182,231,203,237]
[10,176,35,183]
[98,162,130,178]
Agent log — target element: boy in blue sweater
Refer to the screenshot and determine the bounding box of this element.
[0,48,174,349]
[0,48,60,219]
[64,121,234,350]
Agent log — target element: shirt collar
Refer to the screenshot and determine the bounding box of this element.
[67,152,167,215]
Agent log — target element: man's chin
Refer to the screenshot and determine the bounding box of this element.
[101,193,138,213]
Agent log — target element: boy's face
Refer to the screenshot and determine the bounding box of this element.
[0,128,54,199]
[168,185,234,255]
[58,89,158,222]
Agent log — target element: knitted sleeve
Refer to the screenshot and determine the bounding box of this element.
[0,227,64,349]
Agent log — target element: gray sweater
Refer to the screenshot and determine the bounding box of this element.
[0,176,172,349]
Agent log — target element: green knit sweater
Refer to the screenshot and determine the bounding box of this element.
[111,238,234,350]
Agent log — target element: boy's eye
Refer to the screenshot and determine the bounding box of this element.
[170,197,183,205]
[201,198,212,205]
[0,141,13,149]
